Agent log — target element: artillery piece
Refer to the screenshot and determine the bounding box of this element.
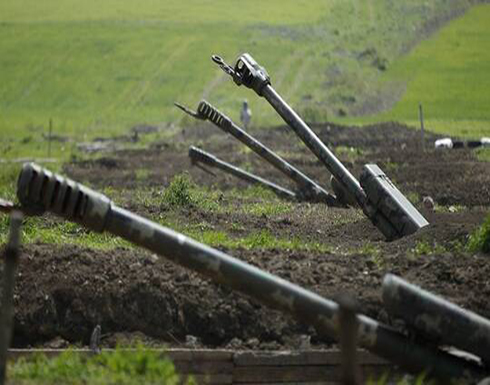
[188,146,297,200]
[10,163,487,382]
[211,53,429,240]
[383,274,490,365]
[175,100,337,205]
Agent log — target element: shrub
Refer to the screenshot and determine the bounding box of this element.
[9,344,187,385]
[467,213,490,254]
[161,173,195,208]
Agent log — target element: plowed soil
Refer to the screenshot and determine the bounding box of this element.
[3,121,490,349]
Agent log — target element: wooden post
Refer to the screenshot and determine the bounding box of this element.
[419,103,425,151]
[48,119,53,158]
[337,294,362,385]
[0,211,23,385]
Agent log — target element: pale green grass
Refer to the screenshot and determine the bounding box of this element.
[8,344,184,385]
[0,0,334,24]
[0,0,336,146]
[352,4,490,137]
[0,0,478,161]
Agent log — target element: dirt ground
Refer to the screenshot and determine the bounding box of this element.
[3,121,490,349]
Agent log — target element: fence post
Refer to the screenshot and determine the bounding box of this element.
[0,211,23,385]
[338,294,362,385]
[419,103,425,152]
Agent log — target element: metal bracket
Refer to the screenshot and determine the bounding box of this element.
[212,54,271,96]
[174,102,205,120]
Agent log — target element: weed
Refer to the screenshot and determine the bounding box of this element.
[243,201,293,217]
[475,147,490,162]
[411,240,446,256]
[359,242,381,257]
[358,243,385,270]
[238,185,278,201]
[161,173,195,208]
[230,222,246,232]
[135,169,150,181]
[242,230,276,249]
[8,344,190,385]
[467,213,490,254]
[434,204,466,213]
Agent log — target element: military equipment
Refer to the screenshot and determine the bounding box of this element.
[188,146,296,200]
[383,273,490,364]
[211,53,429,240]
[0,211,23,385]
[175,101,337,205]
[14,163,487,382]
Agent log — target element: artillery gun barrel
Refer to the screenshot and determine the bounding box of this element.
[177,100,336,204]
[15,163,486,382]
[383,274,490,364]
[188,146,296,200]
[211,53,429,240]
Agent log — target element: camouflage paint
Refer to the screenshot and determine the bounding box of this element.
[15,163,485,382]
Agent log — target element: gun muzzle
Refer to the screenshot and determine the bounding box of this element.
[17,163,111,231]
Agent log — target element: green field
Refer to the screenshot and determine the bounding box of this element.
[363,3,490,137]
[0,0,488,161]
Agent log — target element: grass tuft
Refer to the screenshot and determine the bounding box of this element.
[411,240,446,256]
[8,344,189,385]
[161,173,195,208]
[467,213,490,254]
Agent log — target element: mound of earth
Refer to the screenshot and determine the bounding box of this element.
[3,121,490,349]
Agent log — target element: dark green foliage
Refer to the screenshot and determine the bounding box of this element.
[161,173,195,208]
[467,213,490,254]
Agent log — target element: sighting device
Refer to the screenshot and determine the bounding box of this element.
[211,53,429,240]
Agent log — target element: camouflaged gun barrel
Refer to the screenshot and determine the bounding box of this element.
[383,274,490,364]
[211,53,429,240]
[15,163,486,382]
[188,146,296,200]
[179,100,336,204]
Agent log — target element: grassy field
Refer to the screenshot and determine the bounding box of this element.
[0,0,484,161]
[358,3,490,137]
